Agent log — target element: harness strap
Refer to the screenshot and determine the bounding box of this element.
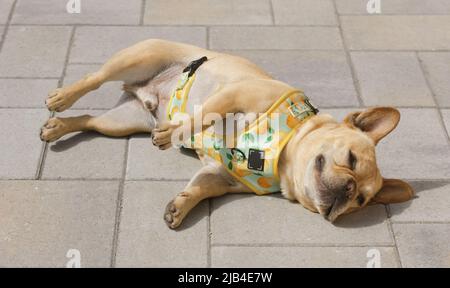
[166,56,208,121]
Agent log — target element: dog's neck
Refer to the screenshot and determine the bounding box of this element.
[278,114,337,202]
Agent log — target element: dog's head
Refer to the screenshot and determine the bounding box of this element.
[284,107,414,222]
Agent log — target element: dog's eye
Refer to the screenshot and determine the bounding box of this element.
[349,150,357,170]
[357,194,365,206]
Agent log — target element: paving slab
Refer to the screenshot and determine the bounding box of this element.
[70,26,206,64]
[336,0,450,14]
[0,26,72,77]
[0,180,118,267]
[271,0,337,25]
[209,26,343,50]
[376,109,450,179]
[144,0,271,25]
[211,194,392,245]
[126,135,202,180]
[390,181,450,222]
[419,52,450,107]
[393,223,450,268]
[351,52,434,106]
[341,16,450,50]
[41,110,127,180]
[0,0,14,24]
[0,109,49,179]
[212,246,398,268]
[0,79,58,108]
[226,50,358,107]
[115,181,208,267]
[63,64,122,110]
[11,0,141,25]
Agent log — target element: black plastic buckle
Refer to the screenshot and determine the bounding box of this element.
[304,97,319,114]
[183,56,208,77]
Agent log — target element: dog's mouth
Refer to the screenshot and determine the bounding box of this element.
[319,199,342,223]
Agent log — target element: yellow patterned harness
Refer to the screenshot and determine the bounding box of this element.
[167,57,319,195]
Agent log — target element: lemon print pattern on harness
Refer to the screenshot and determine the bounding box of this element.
[166,57,319,195]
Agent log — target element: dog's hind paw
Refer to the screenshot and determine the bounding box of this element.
[164,200,183,229]
[40,117,68,142]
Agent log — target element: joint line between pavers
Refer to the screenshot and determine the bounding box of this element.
[385,205,403,268]
[350,49,450,53]
[36,177,195,182]
[207,198,212,268]
[58,26,77,88]
[390,221,450,225]
[338,13,450,17]
[125,178,195,182]
[6,23,340,28]
[0,76,61,79]
[331,0,364,108]
[0,0,18,55]
[110,137,130,267]
[268,0,276,25]
[404,178,450,183]
[416,52,450,146]
[205,26,210,50]
[139,0,146,26]
[67,62,104,65]
[210,243,396,248]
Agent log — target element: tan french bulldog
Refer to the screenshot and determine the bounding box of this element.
[41,39,414,229]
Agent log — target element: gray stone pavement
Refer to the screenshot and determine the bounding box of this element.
[0,0,449,268]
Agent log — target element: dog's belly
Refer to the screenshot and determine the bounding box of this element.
[134,63,219,122]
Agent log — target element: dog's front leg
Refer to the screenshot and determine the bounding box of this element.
[164,164,251,229]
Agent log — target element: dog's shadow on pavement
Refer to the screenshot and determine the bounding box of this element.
[387,180,448,218]
[175,204,209,231]
[49,131,97,152]
[49,131,113,152]
[208,193,390,228]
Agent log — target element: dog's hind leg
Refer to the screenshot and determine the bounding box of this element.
[41,93,154,142]
[46,39,190,112]
[164,163,252,229]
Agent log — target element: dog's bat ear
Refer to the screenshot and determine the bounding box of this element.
[343,107,400,145]
[370,178,415,205]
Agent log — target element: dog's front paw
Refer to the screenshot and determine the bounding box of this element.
[152,123,176,150]
[45,88,78,112]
